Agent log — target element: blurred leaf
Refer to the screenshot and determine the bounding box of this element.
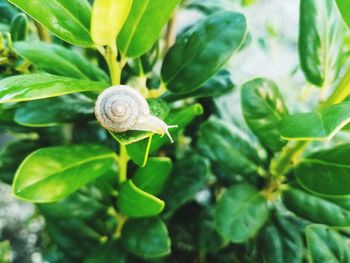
[0,2,17,23]
[9,13,28,41]
[162,153,210,214]
[118,0,181,58]
[163,70,234,102]
[258,216,303,263]
[336,0,350,29]
[283,187,350,226]
[161,11,247,93]
[14,94,94,127]
[126,136,152,166]
[122,217,171,259]
[295,143,350,196]
[8,0,93,46]
[133,157,172,195]
[241,78,288,151]
[299,0,345,87]
[91,0,132,46]
[306,224,350,263]
[0,74,108,103]
[13,41,109,81]
[0,241,11,263]
[13,144,116,202]
[197,119,260,175]
[118,180,164,218]
[84,241,126,263]
[185,0,227,15]
[215,184,269,243]
[280,102,350,141]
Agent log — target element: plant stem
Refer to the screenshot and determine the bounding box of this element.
[118,144,128,183]
[34,21,51,43]
[106,44,122,85]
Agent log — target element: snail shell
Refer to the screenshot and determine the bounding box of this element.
[95,85,177,142]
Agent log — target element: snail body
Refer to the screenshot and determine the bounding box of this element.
[95,85,177,142]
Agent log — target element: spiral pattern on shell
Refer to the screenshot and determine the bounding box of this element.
[95,85,150,132]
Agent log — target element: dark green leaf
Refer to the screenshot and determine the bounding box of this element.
[84,241,126,263]
[118,180,164,218]
[8,0,93,46]
[295,144,350,196]
[13,41,109,81]
[299,0,345,87]
[126,136,152,167]
[118,0,181,58]
[12,144,116,202]
[197,119,261,175]
[241,78,288,151]
[122,217,171,259]
[280,102,350,141]
[0,74,108,103]
[215,184,269,243]
[161,11,247,93]
[9,13,28,41]
[306,224,350,263]
[133,157,172,195]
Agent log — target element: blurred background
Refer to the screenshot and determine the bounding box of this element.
[0,0,304,262]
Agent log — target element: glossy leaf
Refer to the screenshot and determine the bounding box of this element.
[126,136,152,167]
[133,157,172,195]
[109,98,169,145]
[150,103,203,153]
[162,154,210,213]
[280,102,350,141]
[163,70,234,102]
[336,0,350,29]
[283,187,350,226]
[306,224,350,263]
[258,216,303,263]
[91,0,132,46]
[299,0,345,87]
[13,41,109,81]
[9,13,28,41]
[295,144,350,196]
[14,94,94,127]
[241,78,288,151]
[0,241,10,263]
[118,180,164,218]
[8,0,93,47]
[12,144,116,202]
[121,217,171,259]
[215,184,269,243]
[0,74,108,103]
[84,241,126,263]
[161,11,247,93]
[118,0,181,57]
[197,119,260,175]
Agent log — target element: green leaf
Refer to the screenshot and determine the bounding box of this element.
[197,119,260,176]
[215,184,269,243]
[118,0,181,58]
[283,187,350,226]
[162,69,234,102]
[109,98,169,145]
[9,13,28,41]
[121,217,171,259]
[162,154,210,214]
[258,216,303,263]
[84,241,126,263]
[8,0,93,47]
[13,41,109,82]
[14,94,94,127]
[295,143,350,196]
[336,0,350,29]
[306,224,350,263]
[0,74,108,103]
[12,144,116,202]
[241,78,288,151]
[299,0,345,87]
[280,102,350,141]
[133,157,172,195]
[126,136,152,167]
[161,11,247,93]
[0,241,10,263]
[118,180,164,218]
[149,103,203,153]
[91,0,132,46]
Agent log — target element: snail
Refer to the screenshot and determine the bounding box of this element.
[95,85,177,142]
